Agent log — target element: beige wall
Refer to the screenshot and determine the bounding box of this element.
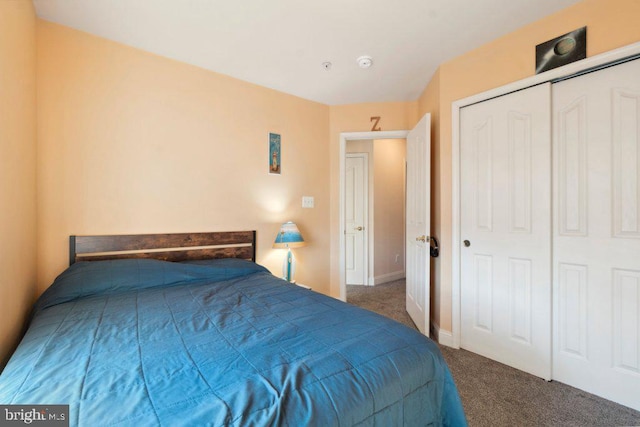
[372,139,406,281]
[34,20,419,317]
[418,0,640,333]
[346,140,374,155]
[0,0,37,367]
[36,21,331,294]
[329,102,417,296]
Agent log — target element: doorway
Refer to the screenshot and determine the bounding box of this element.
[339,115,431,335]
[344,139,407,287]
[338,130,409,302]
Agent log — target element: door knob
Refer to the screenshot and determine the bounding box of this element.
[416,235,427,242]
[463,240,471,247]
[355,226,364,231]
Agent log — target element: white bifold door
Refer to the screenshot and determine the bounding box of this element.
[460,58,640,410]
[460,83,552,380]
[552,58,640,410]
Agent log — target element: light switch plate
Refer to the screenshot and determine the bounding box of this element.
[302,196,314,208]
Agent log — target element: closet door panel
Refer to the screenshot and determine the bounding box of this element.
[552,58,640,412]
[460,83,552,380]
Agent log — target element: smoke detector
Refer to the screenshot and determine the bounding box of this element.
[357,55,373,69]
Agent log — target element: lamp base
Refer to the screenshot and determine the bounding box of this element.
[282,248,297,282]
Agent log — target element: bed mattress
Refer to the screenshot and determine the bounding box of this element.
[0,259,465,426]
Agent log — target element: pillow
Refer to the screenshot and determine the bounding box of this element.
[34,258,268,312]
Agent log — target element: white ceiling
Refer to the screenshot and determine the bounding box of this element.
[33,0,583,105]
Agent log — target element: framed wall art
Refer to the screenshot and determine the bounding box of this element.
[269,133,281,175]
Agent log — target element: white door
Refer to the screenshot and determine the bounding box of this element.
[552,58,640,411]
[406,114,431,335]
[345,154,368,285]
[460,83,552,380]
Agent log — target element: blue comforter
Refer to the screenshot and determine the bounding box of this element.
[0,259,466,426]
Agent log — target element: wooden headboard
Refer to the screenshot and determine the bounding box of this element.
[69,231,256,265]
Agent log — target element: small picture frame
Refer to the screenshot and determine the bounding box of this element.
[269,133,281,175]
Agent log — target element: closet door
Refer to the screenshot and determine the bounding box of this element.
[460,83,552,379]
[552,58,640,411]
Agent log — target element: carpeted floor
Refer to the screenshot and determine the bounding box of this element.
[347,279,640,427]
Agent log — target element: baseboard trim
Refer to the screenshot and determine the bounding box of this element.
[372,270,405,286]
[430,321,455,348]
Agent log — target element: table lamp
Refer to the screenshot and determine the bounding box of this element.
[273,221,306,282]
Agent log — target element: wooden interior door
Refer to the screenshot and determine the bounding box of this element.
[345,154,368,285]
[406,113,431,335]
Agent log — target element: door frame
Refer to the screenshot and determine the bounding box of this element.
[339,130,409,301]
[345,152,370,286]
[451,41,640,348]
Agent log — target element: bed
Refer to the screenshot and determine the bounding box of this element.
[0,231,466,426]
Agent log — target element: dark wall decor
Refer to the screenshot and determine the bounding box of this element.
[535,27,587,74]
